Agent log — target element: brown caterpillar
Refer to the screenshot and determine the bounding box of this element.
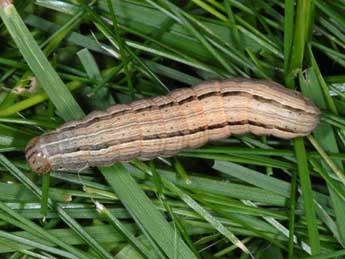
[25,79,320,174]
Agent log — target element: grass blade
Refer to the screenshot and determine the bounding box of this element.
[294,138,320,254]
[102,164,197,259]
[0,0,83,121]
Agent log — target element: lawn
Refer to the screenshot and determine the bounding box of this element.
[0,0,345,258]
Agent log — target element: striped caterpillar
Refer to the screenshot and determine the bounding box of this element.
[25,79,320,174]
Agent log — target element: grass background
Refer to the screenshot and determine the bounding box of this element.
[0,0,345,258]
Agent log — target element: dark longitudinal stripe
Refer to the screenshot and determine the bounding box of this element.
[51,84,311,138]
[178,95,197,104]
[49,90,310,155]
[194,89,316,116]
[158,102,174,108]
[58,119,300,169]
[251,94,312,114]
[54,116,298,156]
[135,106,155,112]
[222,91,315,115]
[198,91,222,99]
[57,109,130,134]
[55,89,204,134]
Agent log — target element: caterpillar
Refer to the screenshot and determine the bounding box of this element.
[25,79,320,174]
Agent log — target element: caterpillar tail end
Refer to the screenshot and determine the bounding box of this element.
[25,137,51,174]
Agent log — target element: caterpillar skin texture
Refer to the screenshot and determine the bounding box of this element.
[25,79,320,174]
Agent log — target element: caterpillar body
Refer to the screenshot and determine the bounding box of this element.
[25,79,320,173]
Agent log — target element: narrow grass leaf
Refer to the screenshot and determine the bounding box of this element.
[0,4,115,256]
[0,201,89,259]
[0,230,77,259]
[0,81,83,117]
[213,161,290,197]
[301,67,345,246]
[294,138,320,254]
[162,178,252,256]
[101,164,197,259]
[77,49,102,80]
[40,174,49,218]
[284,0,294,76]
[308,135,345,186]
[0,154,109,259]
[0,1,83,121]
[105,0,134,97]
[95,201,154,259]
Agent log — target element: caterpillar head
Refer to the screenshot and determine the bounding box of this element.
[25,137,51,174]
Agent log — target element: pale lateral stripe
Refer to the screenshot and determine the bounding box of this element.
[40,105,225,150]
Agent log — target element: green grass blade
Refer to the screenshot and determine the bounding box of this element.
[284,0,294,76]
[0,154,108,259]
[294,138,320,254]
[162,178,252,256]
[101,164,197,259]
[77,49,102,80]
[0,201,89,259]
[96,201,153,259]
[40,174,49,218]
[0,1,83,121]
[105,0,134,97]
[0,230,77,259]
[301,66,345,247]
[0,2,113,257]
